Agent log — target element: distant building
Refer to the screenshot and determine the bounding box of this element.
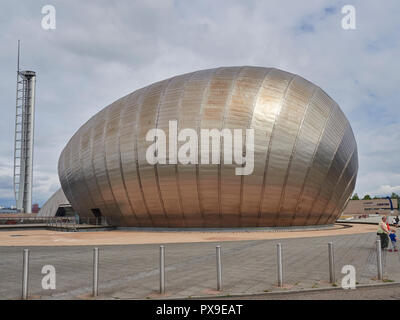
[0,208,19,214]
[342,198,399,215]
[32,203,40,213]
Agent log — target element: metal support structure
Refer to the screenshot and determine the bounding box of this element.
[13,41,36,213]
[160,246,165,294]
[22,249,29,300]
[328,242,335,283]
[92,247,99,296]
[376,240,383,280]
[277,243,283,287]
[216,245,222,291]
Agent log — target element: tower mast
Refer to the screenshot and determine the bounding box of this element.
[13,41,36,213]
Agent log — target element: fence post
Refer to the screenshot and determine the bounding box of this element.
[376,239,383,280]
[216,245,222,291]
[93,247,99,297]
[160,246,165,294]
[277,243,283,287]
[22,249,29,300]
[328,242,335,283]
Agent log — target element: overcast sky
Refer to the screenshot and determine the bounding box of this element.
[0,0,399,207]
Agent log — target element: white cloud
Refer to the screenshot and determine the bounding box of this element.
[365,185,400,197]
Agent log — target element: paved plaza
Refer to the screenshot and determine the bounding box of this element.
[217,283,400,300]
[1,227,400,300]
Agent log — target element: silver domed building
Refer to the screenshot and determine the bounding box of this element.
[58,66,358,227]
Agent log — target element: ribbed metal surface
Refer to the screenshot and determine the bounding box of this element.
[58,66,358,227]
[37,188,69,217]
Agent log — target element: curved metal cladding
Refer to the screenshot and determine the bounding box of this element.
[58,66,358,227]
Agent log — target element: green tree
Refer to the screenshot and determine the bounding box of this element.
[390,192,400,210]
[362,194,372,200]
[351,193,359,200]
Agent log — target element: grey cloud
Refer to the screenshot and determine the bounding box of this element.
[0,175,13,189]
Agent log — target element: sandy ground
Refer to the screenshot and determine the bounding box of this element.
[0,223,377,246]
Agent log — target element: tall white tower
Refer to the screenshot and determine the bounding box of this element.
[13,41,36,213]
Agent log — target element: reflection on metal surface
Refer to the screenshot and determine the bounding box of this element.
[58,66,358,227]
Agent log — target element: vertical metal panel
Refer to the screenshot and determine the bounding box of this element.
[105,97,139,225]
[307,123,353,225]
[220,67,268,226]
[319,147,357,224]
[272,85,319,226]
[198,67,241,227]
[91,108,124,225]
[137,80,169,226]
[66,133,90,218]
[278,88,331,225]
[177,69,216,226]
[289,90,335,226]
[77,123,97,218]
[58,144,80,217]
[79,117,106,219]
[120,88,153,226]
[292,104,346,226]
[326,152,358,223]
[156,74,189,227]
[241,69,292,225]
[259,76,314,226]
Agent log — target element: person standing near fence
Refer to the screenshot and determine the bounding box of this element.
[388,229,398,252]
[377,216,390,249]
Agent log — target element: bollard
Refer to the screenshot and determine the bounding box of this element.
[328,242,335,283]
[376,240,383,280]
[160,246,165,294]
[277,243,283,287]
[92,247,99,297]
[22,249,29,300]
[216,245,222,291]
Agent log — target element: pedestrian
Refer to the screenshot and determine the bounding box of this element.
[377,216,390,249]
[388,229,398,252]
[395,216,399,227]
